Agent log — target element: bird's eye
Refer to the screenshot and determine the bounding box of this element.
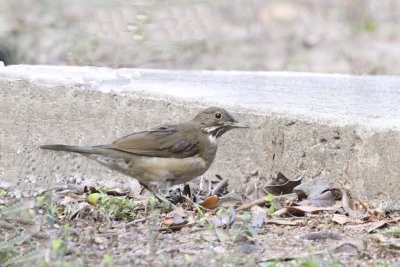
[215,112,222,119]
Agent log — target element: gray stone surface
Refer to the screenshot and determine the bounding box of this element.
[0,65,399,209]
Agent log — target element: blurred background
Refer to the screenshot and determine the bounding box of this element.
[0,0,399,75]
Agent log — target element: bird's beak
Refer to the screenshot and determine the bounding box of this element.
[225,120,250,128]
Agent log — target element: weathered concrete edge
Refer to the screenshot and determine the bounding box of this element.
[1,70,399,210]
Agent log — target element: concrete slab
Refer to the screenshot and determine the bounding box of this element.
[0,65,399,209]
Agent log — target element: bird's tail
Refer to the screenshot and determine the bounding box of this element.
[40,144,99,155]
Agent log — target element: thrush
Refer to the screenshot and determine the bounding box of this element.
[41,107,249,203]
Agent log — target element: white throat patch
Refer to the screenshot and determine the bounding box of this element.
[208,134,218,145]
[204,126,220,134]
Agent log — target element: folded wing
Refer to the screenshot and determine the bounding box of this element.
[102,124,200,158]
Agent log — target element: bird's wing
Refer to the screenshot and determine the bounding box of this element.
[103,124,200,158]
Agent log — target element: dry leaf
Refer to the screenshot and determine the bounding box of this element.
[105,187,127,196]
[218,192,242,207]
[286,205,335,215]
[367,220,388,233]
[166,206,187,218]
[162,214,189,231]
[264,172,303,195]
[293,179,330,199]
[332,214,349,225]
[295,190,336,207]
[200,195,219,209]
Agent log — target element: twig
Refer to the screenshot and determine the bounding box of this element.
[126,216,150,226]
[183,195,213,215]
[357,198,372,215]
[236,193,298,211]
[271,207,289,217]
[211,175,229,195]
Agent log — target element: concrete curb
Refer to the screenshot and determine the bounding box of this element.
[1,65,399,209]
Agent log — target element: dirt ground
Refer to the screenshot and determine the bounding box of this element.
[1,180,399,267]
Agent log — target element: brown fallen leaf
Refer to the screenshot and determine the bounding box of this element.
[158,222,195,232]
[200,195,220,209]
[105,187,128,196]
[332,214,349,225]
[265,218,302,226]
[264,172,303,195]
[367,220,388,233]
[162,214,190,231]
[286,205,335,216]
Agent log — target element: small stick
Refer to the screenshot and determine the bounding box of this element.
[126,217,150,226]
[271,207,289,217]
[183,195,213,214]
[357,198,373,215]
[236,193,298,211]
[211,175,229,195]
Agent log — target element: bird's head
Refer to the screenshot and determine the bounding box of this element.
[193,107,249,138]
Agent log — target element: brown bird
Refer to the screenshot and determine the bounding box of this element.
[41,107,249,203]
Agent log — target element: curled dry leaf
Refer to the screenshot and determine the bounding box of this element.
[161,214,192,231]
[264,172,303,195]
[163,214,187,226]
[200,195,219,209]
[286,205,335,216]
[105,187,128,196]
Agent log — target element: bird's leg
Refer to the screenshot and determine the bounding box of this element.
[140,182,176,209]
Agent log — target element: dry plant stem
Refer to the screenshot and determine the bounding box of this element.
[126,217,150,226]
[271,207,289,217]
[140,182,177,209]
[211,176,229,195]
[236,193,298,211]
[183,195,212,213]
[357,198,373,215]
